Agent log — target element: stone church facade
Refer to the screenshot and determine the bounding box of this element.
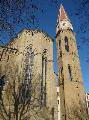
[0,4,85,120]
[0,29,57,120]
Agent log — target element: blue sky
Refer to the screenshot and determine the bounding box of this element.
[0,0,89,92]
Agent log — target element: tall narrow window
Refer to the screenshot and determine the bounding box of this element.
[61,66,63,74]
[25,44,34,83]
[23,44,34,102]
[68,64,72,81]
[58,100,59,104]
[59,40,61,48]
[64,36,69,52]
[0,75,5,99]
[41,49,47,107]
[51,107,54,120]
[60,51,62,57]
[88,101,89,108]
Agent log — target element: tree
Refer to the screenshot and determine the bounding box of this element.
[67,101,89,120]
[0,61,52,120]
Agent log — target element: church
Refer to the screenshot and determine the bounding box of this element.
[56,5,85,120]
[0,4,85,120]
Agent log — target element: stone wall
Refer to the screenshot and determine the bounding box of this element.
[0,29,57,120]
[56,29,85,120]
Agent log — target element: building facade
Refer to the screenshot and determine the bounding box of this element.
[0,4,86,120]
[56,5,85,120]
[0,29,57,120]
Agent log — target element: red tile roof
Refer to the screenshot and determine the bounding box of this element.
[59,4,69,21]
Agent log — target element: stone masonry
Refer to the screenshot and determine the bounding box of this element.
[56,5,85,120]
[0,29,57,120]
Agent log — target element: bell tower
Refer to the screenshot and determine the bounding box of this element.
[56,4,85,120]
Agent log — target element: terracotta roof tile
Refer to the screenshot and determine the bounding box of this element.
[59,4,69,21]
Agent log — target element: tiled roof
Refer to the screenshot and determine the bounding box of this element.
[59,4,69,21]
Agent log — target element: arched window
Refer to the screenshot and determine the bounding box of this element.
[68,64,72,81]
[23,44,34,102]
[64,36,69,52]
[41,49,47,106]
[59,40,61,48]
[0,75,5,99]
[25,44,34,83]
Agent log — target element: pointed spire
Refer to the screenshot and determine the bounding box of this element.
[56,4,73,31]
[59,4,69,21]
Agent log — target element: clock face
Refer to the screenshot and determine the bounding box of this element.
[60,21,67,29]
[63,22,66,26]
[56,20,73,32]
[60,20,73,30]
